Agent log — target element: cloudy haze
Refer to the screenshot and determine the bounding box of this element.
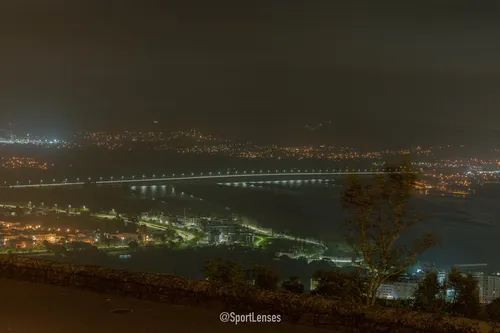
[0,1,499,146]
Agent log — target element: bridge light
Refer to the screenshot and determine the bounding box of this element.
[28,180,31,184]
[41,180,43,183]
[244,171,246,174]
[132,175,135,178]
[142,175,145,178]
[121,176,124,179]
[209,172,212,175]
[252,170,254,173]
[53,179,55,182]
[100,177,103,180]
[191,173,194,176]
[200,173,203,175]
[172,174,175,177]
[153,175,156,178]
[162,174,165,177]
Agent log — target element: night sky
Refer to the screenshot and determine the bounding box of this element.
[0,1,499,145]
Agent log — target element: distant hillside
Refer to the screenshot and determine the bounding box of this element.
[266,121,500,151]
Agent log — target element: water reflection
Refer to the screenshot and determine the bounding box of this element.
[131,184,173,199]
[216,179,339,189]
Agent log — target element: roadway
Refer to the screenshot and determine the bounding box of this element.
[0,278,333,333]
[6,170,390,188]
[242,223,326,249]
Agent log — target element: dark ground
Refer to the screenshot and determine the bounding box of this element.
[0,278,333,333]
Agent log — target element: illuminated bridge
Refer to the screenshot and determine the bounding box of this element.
[4,168,397,189]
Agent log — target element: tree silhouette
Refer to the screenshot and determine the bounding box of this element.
[41,240,51,251]
[128,240,139,251]
[312,270,366,304]
[281,276,304,294]
[203,259,246,286]
[159,233,167,246]
[252,265,280,291]
[486,298,500,322]
[412,272,445,312]
[14,206,24,217]
[445,268,480,318]
[102,235,111,248]
[51,244,67,257]
[341,159,435,305]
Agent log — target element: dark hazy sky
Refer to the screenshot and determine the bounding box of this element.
[0,1,499,144]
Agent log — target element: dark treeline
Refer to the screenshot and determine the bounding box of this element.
[203,258,500,323]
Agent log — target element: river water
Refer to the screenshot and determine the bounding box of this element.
[136,179,500,269]
[5,178,500,269]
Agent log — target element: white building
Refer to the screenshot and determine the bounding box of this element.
[473,273,500,304]
[437,270,447,285]
[377,280,419,300]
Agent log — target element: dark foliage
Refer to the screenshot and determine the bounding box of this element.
[281,276,305,294]
[445,269,481,318]
[312,269,367,304]
[252,265,280,291]
[413,272,446,312]
[486,299,500,322]
[203,259,246,286]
